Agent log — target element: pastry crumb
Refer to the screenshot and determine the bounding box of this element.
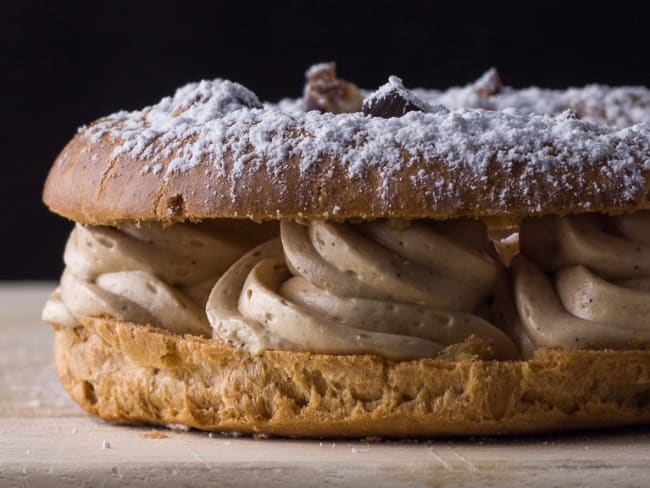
[139,431,168,440]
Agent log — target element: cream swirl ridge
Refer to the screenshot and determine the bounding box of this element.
[514,212,650,350]
[42,220,277,336]
[207,219,518,360]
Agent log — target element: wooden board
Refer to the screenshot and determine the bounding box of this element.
[2,283,650,487]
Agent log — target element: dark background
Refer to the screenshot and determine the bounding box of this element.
[3,0,650,279]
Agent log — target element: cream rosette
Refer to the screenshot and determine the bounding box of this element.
[207,219,518,360]
[514,212,650,354]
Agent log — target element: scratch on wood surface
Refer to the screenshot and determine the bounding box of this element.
[447,446,480,472]
[426,447,452,470]
[182,438,221,476]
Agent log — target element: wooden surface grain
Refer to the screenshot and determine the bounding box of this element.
[2,283,650,487]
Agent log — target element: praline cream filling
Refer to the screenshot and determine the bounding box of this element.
[43,220,277,336]
[208,219,517,360]
[43,218,518,360]
[515,211,650,350]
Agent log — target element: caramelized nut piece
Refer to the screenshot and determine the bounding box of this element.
[303,62,363,114]
[474,68,502,97]
[306,62,336,83]
[362,76,431,118]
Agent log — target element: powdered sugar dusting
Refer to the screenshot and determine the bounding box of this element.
[81,77,650,213]
[412,69,650,127]
[96,79,262,176]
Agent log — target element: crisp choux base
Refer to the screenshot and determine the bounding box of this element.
[52,317,650,437]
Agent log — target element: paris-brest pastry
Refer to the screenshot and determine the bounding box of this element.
[42,63,650,436]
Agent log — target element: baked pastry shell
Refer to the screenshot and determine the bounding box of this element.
[43,117,650,226]
[52,316,650,437]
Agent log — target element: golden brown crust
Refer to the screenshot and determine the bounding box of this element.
[42,76,650,225]
[53,317,650,437]
[43,126,650,225]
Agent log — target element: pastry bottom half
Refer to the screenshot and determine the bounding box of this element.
[52,317,650,437]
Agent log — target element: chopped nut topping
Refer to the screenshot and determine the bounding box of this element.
[303,62,363,114]
[474,68,502,97]
[362,75,431,118]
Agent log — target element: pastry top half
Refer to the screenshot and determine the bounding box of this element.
[43,67,650,225]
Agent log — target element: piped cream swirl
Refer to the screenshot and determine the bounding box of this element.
[515,212,650,351]
[42,220,277,336]
[207,219,518,360]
